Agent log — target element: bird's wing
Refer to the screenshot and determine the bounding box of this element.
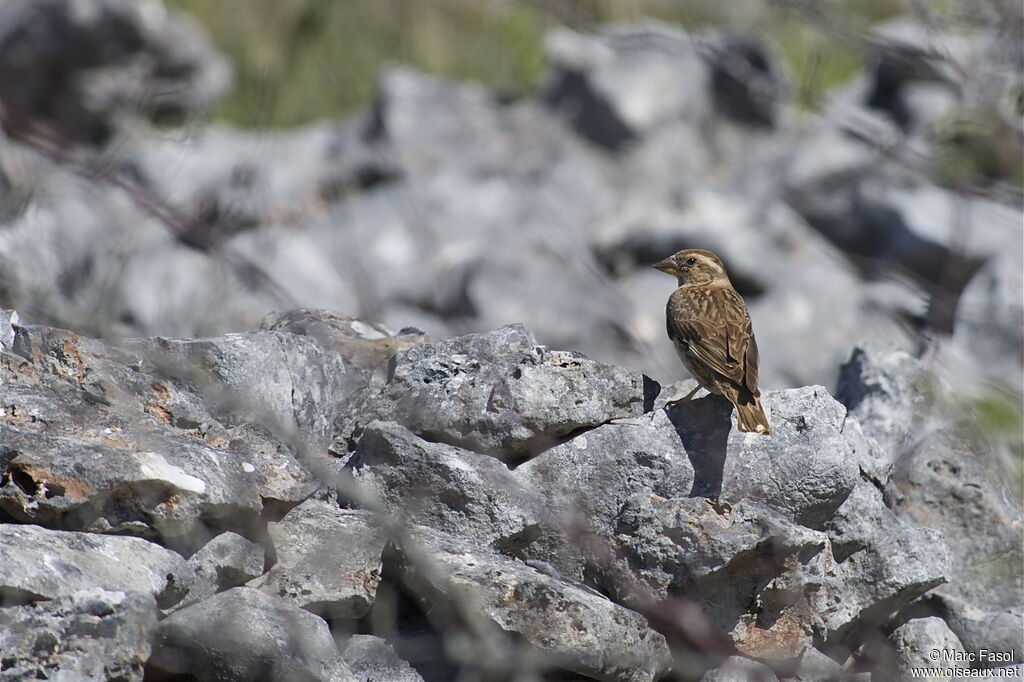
[667,286,753,388]
[744,328,760,394]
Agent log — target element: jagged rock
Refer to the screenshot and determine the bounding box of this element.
[177,531,265,610]
[794,646,842,681]
[700,656,779,682]
[0,0,231,145]
[668,386,860,528]
[837,345,1023,658]
[397,526,672,682]
[342,421,537,547]
[337,325,650,463]
[261,309,429,372]
[820,480,949,644]
[929,595,1024,668]
[889,617,965,678]
[0,589,157,682]
[149,587,356,682]
[0,321,351,549]
[612,478,946,661]
[340,635,425,682]
[0,309,16,352]
[614,496,829,660]
[835,346,927,456]
[0,524,192,608]
[513,407,695,581]
[344,412,698,594]
[249,500,386,619]
[129,329,357,456]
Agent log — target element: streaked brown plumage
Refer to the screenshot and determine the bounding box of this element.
[654,249,771,435]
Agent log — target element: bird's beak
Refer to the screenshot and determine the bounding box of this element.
[653,258,676,275]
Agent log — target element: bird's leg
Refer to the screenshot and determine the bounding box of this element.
[681,383,703,401]
[708,498,732,515]
[666,383,703,409]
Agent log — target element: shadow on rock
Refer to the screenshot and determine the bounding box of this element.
[665,395,732,499]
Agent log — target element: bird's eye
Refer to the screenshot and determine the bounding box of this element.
[686,257,697,265]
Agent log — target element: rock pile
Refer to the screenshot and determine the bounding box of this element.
[0,1,1020,680]
[1,309,1018,680]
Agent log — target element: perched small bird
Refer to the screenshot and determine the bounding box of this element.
[654,249,771,435]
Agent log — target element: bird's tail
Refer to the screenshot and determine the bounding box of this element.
[734,393,771,435]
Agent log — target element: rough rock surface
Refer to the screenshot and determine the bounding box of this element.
[340,635,426,682]
[336,325,649,462]
[0,524,192,608]
[888,617,966,678]
[838,345,1024,663]
[0,321,357,550]
[149,587,356,682]
[0,8,1019,679]
[177,531,265,610]
[700,656,779,682]
[341,420,538,547]
[248,500,387,619]
[0,589,157,682]
[0,310,973,679]
[397,526,673,682]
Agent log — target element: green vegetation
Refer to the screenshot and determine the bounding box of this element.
[968,391,1024,502]
[168,0,903,127]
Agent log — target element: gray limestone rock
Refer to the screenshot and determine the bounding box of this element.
[889,617,966,677]
[929,594,1024,668]
[794,646,842,681]
[614,496,829,661]
[513,408,695,582]
[611,477,948,662]
[0,322,351,549]
[951,250,1024,395]
[129,328,358,458]
[177,531,265,610]
[518,407,696,527]
[835,345,929,458]
[700,656,779,682]
[667,386,860,529]
[820,480,950,644]
[707,32,787,128]
[0,309,17,352]
[261,309,429,372]
[248,500,387,619]
[338,325,649,463]
[149,587,355,682]
[340,635,425,682]
[398,526,672,682]
[0,524,192,608]
[342,421,537,548]
[369,65,583,178]
[0,589,157,682]
[837,345,1023,657]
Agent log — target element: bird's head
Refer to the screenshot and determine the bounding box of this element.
[653,249,731,287]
